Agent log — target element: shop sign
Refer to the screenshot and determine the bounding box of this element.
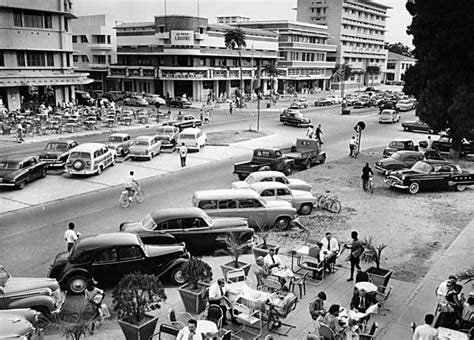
[171,31,194,46]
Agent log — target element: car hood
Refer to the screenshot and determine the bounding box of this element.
[5,277,59,294]
[107,142,122,148]
[156,134,173,140]
[288,179,312,191]
[129,145,149,152]
[120,221,142,232]
[231,181,250,189]
[389,169,422,178]
[291,189,316,200]
[0,169,15,179]
[212,217,249,229]
[39,150,62,157]
[0,314,33,336]
[377,158,401,166]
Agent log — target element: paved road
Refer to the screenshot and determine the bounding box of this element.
[0,103,426,278]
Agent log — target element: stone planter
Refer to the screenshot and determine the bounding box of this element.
[366,267,393,289]
[220,261,251,279]
[118,315,158,340]
[252,243,280,260]
[178,282,209,314]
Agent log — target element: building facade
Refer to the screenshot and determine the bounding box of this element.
[296,0,390,90]
[217,15,250,25]
[108,15,278,101]
[0,0,91,110]
[70,15,117,93]
[384,51,416,84]
[235,20,337,94]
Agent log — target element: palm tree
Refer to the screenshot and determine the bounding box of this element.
[365,65,381,86]
[264,64,278,105]
[224,29,247,108]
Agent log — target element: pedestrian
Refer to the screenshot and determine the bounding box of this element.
[349,136,358,157]
[343,231,364,282]
[204,109,210,123]
[200,107,204,121]
[315,124,323,145]
[178,110,182,116]
[306,125,314,138]
[229,101,233,115]
[16,121,24,143]
[361,162,374,191]
[64,222,80,251]
[427,135,433,149]
[179,143,188,167]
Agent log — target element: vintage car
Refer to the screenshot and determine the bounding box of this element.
[165,114,202,131]
[0,265,65,316]
[280,109,311,127]
[65,143,116,176]
[103,91,124,102]
[383,139,417,158]
[353,98,370,109]
[395,99,415,111]
[120,207,254,255]
[290,98,308,109]
[0,313,36,339]
[432,135,474,157]
[402,119,438,134]
[177,127,206,151]
[0,157,48,190]
[143,93,166,106]
[375,150,425,173]
[48,233,189,294]
[378,109,401,124]
[314,98,334,107]
[326,95,343,104]
[378,99,398,113]
[123,95,148,107]
[107,133,132,157]
[169,97,192,108]
[231,170,312,192]
[250,181,317,215]
[129,136,162,160]
[156,126,180,151]
[384,160,474,194]
[38,140,79,168]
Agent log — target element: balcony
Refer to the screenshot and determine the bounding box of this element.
[279,42,337,52]
[89,44,113,50]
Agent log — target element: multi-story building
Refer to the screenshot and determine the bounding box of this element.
[0,0,91,110]
[296,0,391,90]
[108,15,278,101]
[235,20,337,94]
[217,15,250,25]
[384,51,416,84]
[70,15,117,93]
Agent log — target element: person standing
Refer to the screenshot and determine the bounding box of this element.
[315,124,323,145]
[179,143,188,167]
[344,231,364,282]
[17,122,24,143]
[412,314,438,340]
[361,163,374,191]
[349,136,358,157]
[204,109,210,123]
[64,222,80,251]
[306,125,314,138]
[229,101,233,115]
[426,135,433,149]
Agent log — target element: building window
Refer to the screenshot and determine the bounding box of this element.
[73,55,79,62]
[44,14,52,28]
[13,11,23,26]
[24,11,43,28]
[96,35,106,44]
[0,51,4,67]
[199,27,204,34]
[159,26,164,33]
[26,52,46,66]
[81,55,89,62]
[107,55,112,63]
[107,35,111,44]
[17,53,25,66]
[46,52,54,66]
[64,17,69,32]
[94,55,106,64]
[72,36,77,43]
[81,35,88,43]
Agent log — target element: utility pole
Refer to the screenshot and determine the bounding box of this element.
[340,63,346,115]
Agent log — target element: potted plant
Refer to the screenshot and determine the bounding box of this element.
[220,232,252,279]
[178,257,213,314]
[251,217,280,260]
[113,272,166,340]
[361,238,393,288]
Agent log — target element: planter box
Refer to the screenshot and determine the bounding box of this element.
[178,282,209,314]
[252,244,280,260]
[220,261,251,279]
[118,315,158,340]
[366,267,393,290]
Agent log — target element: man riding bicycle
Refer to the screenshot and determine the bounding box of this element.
[124,171,139,201]
[361,163,374,191]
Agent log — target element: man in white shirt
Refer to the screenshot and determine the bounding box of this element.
[179,143,188,167]
[177,319,202,340]
[321,232,339,272]
[208,278,239,325]
[64,222,80,251]
[124,171,139,200]
[412,314,438,340]
[264,248,283,272]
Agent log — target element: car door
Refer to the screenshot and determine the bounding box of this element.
[116,245,147,276]
[90,248,120,283]
[103,147,113,167]
[276,187,293,204]
[181,217,211,250]
[236,198,267,227]
[152,219,183,244]
[260,188,277,202]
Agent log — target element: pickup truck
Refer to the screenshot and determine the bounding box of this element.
[233,148,295,180]
[281,138,326,169]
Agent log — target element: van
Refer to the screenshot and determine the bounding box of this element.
[65,143,116,175]
[177,127,206,151]
[191,189,298,231]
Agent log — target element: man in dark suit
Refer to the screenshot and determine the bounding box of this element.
[350,288,377,313]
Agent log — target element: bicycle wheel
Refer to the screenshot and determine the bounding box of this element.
[369,181,374,194]
[317,195,327,208]
[119,194,130,208]
[135,189,145,203]
[329,200,341,213]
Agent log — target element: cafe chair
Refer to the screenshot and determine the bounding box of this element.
[299,256,325,281]
[289,272,309,299]
[149,323,179,339]
[359,321,378,339]
[227,269,246,283]
[207,304,224,329]
[261,276,283,293]
[233,302,263,340]
[168,307,193,329]
[316,323,334,340]
[267,296,298,337]
[219,329,243,340]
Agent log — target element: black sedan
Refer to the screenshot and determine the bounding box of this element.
[402,119,438,134]
[432,135,474,157]
[119,207,254,255]
[38,140,78,168]
[383,139,416,157]
[47,233,189,294]
[169,97,192,108]
[384,160,474,194]
[375,150,425,173]
[0,157,48,190]
[353,98,370,109]
[165,114,202,131]
[156,126,180,151]
[280,109,311,127]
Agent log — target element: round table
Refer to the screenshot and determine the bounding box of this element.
[355,281,378,293]
[197,320,218,335]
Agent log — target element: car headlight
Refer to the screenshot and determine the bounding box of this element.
[401,175,406,180]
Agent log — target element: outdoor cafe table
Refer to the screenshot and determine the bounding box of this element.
[271,266,295,284]
[355,282,378,294]
[227,281,270,311]
[196,320,218,337]
[438,327,469,340]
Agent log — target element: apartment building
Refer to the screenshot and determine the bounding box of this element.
[0,0,91,110]
[384,51,416,84]
[71,15,117,93]
[296,0,390,90]
[217,15,250,24]
[108,15,278,100]
[235,20,337,94]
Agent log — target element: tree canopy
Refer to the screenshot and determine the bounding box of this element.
[365,65,380,86]
[404,0,474,152]
[224,29,246,49]
[331,64,352,82]
[384,42,413,57]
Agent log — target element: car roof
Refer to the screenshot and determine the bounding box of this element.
[389,139,413,143]
[248,171,286,179]
[150,207,207,222]
[419,159,454,165]
[392,150,423,156]
[71,143,107,151]
[180,127,203,133]
[47,139,76,144]
[134,135,154,141]
[75,233,140,252]
[381,109,396,114]
[193,189,259,200]
[250,182,289,191]
[110,133,129,138]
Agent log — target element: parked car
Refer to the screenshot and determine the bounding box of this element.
[353,98,370,108]
[396,99,415,111]
[326,95,342,104]
[107,133,132,157]
[0,313,37,339]
[314,98,334,107]
[166,114,202,131]
[65,143,116,176]
[123,96,148,107]
[384,160,474,194]
[378,109,400,124]
[156,126,180,151]
[280,109,311,127]
[378,100,398,113]
[0,265,65,315]
[383,139,417,157]
[432,135,474,157]
[231,170,312,192]
[169,97,192,108]
[38,140,78,168]
[250,181,317,215]
[143,93,166,106]
[375,150,425,173]
[402,119,438,134]
[103,91,124,102]
[177,127,206,151]
[119,207,253,254]
[47,233,189,294]
[0,157,48,190]
[74,91,94,106]
[292,98,308,109]
[129,136,162,160]
[343,95,357,106]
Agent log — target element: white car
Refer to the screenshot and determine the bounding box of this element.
[231,170,312,192]
[327,95,343,104]
[177,127,207,151]
[129,136,162,160]
[143,94,166,106]
[395,99,414,111]
[250,181,317,215]
[379,109,401,124]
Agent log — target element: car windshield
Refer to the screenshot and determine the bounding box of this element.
[0,161,19,170]
[68,152,91,159]
[412,161,432,172]
[141,213,157,231]
[157,128,172,135]
[389,142,405,149]
[46,143,67,151]
[134,140,149,146]
[109,136,124,143]
[180,134,195,139]
[391,153,402,160]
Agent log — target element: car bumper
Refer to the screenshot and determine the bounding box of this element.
[51,290,66,314]
[130,153,149,158]
[65,169,95,175]
[384,178,408,189]
[374,165,387,172]
[39,159,64,167]
[0,181,16,187]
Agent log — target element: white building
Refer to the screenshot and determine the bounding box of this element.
[217,15,250,24]
[384,51,416,84]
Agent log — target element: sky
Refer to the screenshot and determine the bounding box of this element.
[73,0,413,47]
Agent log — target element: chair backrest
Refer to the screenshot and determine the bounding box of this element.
[227,269,246,283]
[282,296,298,317]
[220,329,232,340]
[264,335,276,340]
[158,323,179,339]
[368,321,378,336]
[318,323,335,340]
[168,307,177,323]
[262,276,282,292]
[207,304,223,327]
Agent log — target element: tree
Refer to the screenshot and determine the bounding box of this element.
[330,64,352,82]
[224,29,247,108]
[384,42,413,57]
[365,65,380,86]
[404,0,474,157]
[264,63,278,105]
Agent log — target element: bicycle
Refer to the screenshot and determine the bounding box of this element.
[317,194,341,213]
[119,187,145,208]
[367,176,374,194]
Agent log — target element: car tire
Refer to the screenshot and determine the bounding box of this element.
[16,179,27,190]
[121,150,126,158]
[40,168,47,178]
[96,166,103,176]
[299,203,313,215]
[67,275,88,294]
[170,265,185,285]
[408,182,420,194]
[403,126,408,131]
[455,184,466,192]
[284,165,293,176]
[273,217,291,231]
[303,158,312,170]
